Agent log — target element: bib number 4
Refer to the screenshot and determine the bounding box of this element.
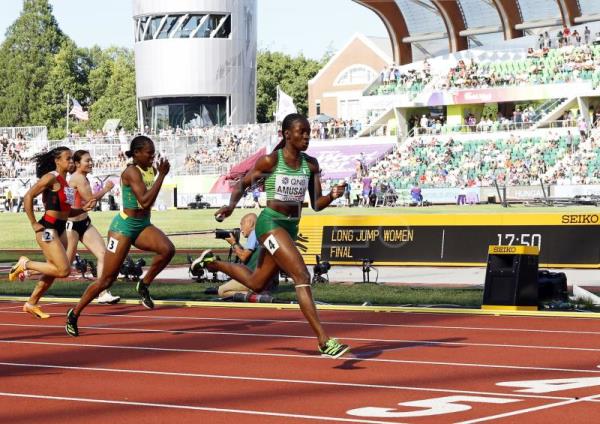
[264,234,280,255]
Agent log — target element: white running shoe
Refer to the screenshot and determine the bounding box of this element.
[97,290,120,304]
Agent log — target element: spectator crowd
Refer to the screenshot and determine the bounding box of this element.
[0,132,34,178]
[369,26,600,97]
[363,128,600,195]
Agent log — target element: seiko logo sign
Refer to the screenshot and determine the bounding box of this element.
[492,246,516,253]
[561,214,599,224]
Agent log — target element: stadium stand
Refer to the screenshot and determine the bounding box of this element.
[0,127,46,178]
[368,61,432,98]
[367,42,600,99]
[363,128,600,192]
[47,123,278,178]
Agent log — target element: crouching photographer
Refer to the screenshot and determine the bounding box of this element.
[207,213,277,298]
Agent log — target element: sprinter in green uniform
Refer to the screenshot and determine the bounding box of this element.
[191,113,350,359]
[66,135,175,336]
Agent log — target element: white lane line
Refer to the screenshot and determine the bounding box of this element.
[1,322,599,353]
[456,393,600,424]
[0,361,574,402]
[0,306,23,311]
[2,309,598,336]
[0,302,56,311]
[2,339,600,375]
[0,391,404,424]
[0,301,22,309]
[0,302,59,311]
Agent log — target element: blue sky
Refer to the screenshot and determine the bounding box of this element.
[0,0,387,59]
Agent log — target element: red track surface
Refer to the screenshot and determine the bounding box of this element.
[0,300,599,423]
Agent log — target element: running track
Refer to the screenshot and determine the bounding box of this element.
[0,300,599,423]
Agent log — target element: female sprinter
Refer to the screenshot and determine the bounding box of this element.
[67,150,120,304]
[65,135,174,336]
[191,113,350,358]
[9,147,94,318]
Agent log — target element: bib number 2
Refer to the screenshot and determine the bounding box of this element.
[42,229,54,242]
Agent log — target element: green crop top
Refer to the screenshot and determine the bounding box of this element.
[122,165,155,209]
[264,149,311,202]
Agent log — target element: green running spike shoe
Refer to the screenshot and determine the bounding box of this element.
[319,338,350,359]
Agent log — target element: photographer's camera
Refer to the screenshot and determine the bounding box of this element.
[215,228,241,242]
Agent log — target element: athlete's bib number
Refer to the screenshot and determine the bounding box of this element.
[64,187,75,205]
[107,237,119,253]
[42,229,54,242]
[274,174,309,202]
[66,221,73,231]
[264,234,280,255]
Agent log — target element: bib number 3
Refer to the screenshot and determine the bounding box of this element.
[107,237,119,253]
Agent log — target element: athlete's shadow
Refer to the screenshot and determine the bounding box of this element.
[271,337,466,369]
[89,304,183,316]
[168,319,273,335]
[335,337,466,370]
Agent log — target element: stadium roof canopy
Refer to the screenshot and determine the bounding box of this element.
[355,0,600,64]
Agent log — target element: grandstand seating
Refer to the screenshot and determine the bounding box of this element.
[367,130,588,189]
[0,130,39,178]
[367,44,600,98]
[6,122,600,196]
[1,123,278,179]
[367,66,431,98]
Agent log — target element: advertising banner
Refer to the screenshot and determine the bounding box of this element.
[298,213,600,268]
[306,138,395,180]
[420,82,594,106]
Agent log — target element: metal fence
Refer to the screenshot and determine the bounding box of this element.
[0,126,47,141]
[30,123,279,177]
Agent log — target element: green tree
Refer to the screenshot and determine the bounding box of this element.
[0,0,66,126]
[87,46,131,103]
[32,39,90,139]
[90,51,137,131]
[256,50,322,123]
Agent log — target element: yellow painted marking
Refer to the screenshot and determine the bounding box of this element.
[482,305,538,311]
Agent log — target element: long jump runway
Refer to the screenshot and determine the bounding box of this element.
[0,300,599,423]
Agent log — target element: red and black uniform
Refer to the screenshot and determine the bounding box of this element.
[39,171,75,236]
[67,176,91,238]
